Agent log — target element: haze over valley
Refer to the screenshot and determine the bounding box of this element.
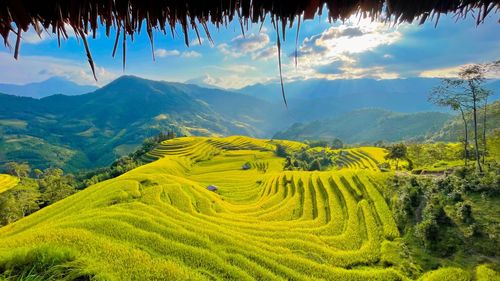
[3,75,498,171]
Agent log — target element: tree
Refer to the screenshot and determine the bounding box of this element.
[331,138,344,149]
[480,61,499,164]
[308,140,329,148]
[39,168,76,205]
[374,140,385,148]
[385,143,407,170]
[481,89,490,165]
[167,130,176,140]
[275,144,288,157]
[0,179,41,225]
[407,143,424,167]
[461,65,487,172]
[4,162,31,178]
[309,159,322,171]
[430,82,470,166]
[430,61,498,172]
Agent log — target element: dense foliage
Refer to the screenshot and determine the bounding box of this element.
[384,160,499,274]
[0,170,75,225]
[281,147,334,171]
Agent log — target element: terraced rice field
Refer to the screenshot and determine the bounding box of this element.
[0,137,489,280]
[333,147,385,171]
[0,174,19,194]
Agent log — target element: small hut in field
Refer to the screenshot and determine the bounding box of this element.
[207,185,218,192]
[242,163,251,170]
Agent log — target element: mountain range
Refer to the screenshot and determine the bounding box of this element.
[0,76,280,170]
[1,75,498,171]
[273,109,453,143]
[0,77,98,99]
[237,78,500,122]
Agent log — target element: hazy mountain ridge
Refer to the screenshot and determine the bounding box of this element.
[0,77,98,98]
[238,78,500,122]
[274,108,453,143]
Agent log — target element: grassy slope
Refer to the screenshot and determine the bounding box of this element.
[0,137,496,280]
[0,174,19,194]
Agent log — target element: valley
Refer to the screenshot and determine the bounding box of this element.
[4,76,497,171]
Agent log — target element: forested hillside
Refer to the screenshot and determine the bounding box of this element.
[0,76,278,171]
[274,109,452,143]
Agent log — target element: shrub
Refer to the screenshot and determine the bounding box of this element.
[275,144,288,157]
[455,202,474,224]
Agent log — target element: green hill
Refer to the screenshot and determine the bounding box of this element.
[274,109,452,143]
[428,100,500,142]
[0,76,278,171]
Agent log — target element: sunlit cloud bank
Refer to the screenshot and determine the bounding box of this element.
[284,18,405,80]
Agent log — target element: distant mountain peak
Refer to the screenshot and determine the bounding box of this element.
[0,76,98,98]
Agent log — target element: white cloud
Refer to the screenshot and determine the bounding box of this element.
[0,52,118,86]
[181,51,202,58]
[420,63,500,79]
[290,18,404,80]
[186,64,270,89]
[208,64,257,73]
[154,49,202,58]
[198,73,272,89]
[21,31,52,44]
[218,32,270,58]
[6,29,53,46]
[154,49,181,57]
[252,46,277,61]
[189,37,205,46]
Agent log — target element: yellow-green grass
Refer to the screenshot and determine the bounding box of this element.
[476,264,500,281]
[0,137,488,280]
[0,174,19,194]
[333,147,385,171]
[418,267,470,281]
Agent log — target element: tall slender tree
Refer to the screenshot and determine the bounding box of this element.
[460,64,486,172]
[479,61,499,164]
[430,61,498,172]
[429,83,470,166]
[480,88,491,165]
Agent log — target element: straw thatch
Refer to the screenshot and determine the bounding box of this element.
[1,0,498,102]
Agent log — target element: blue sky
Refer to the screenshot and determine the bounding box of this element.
[0,11,498,88]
